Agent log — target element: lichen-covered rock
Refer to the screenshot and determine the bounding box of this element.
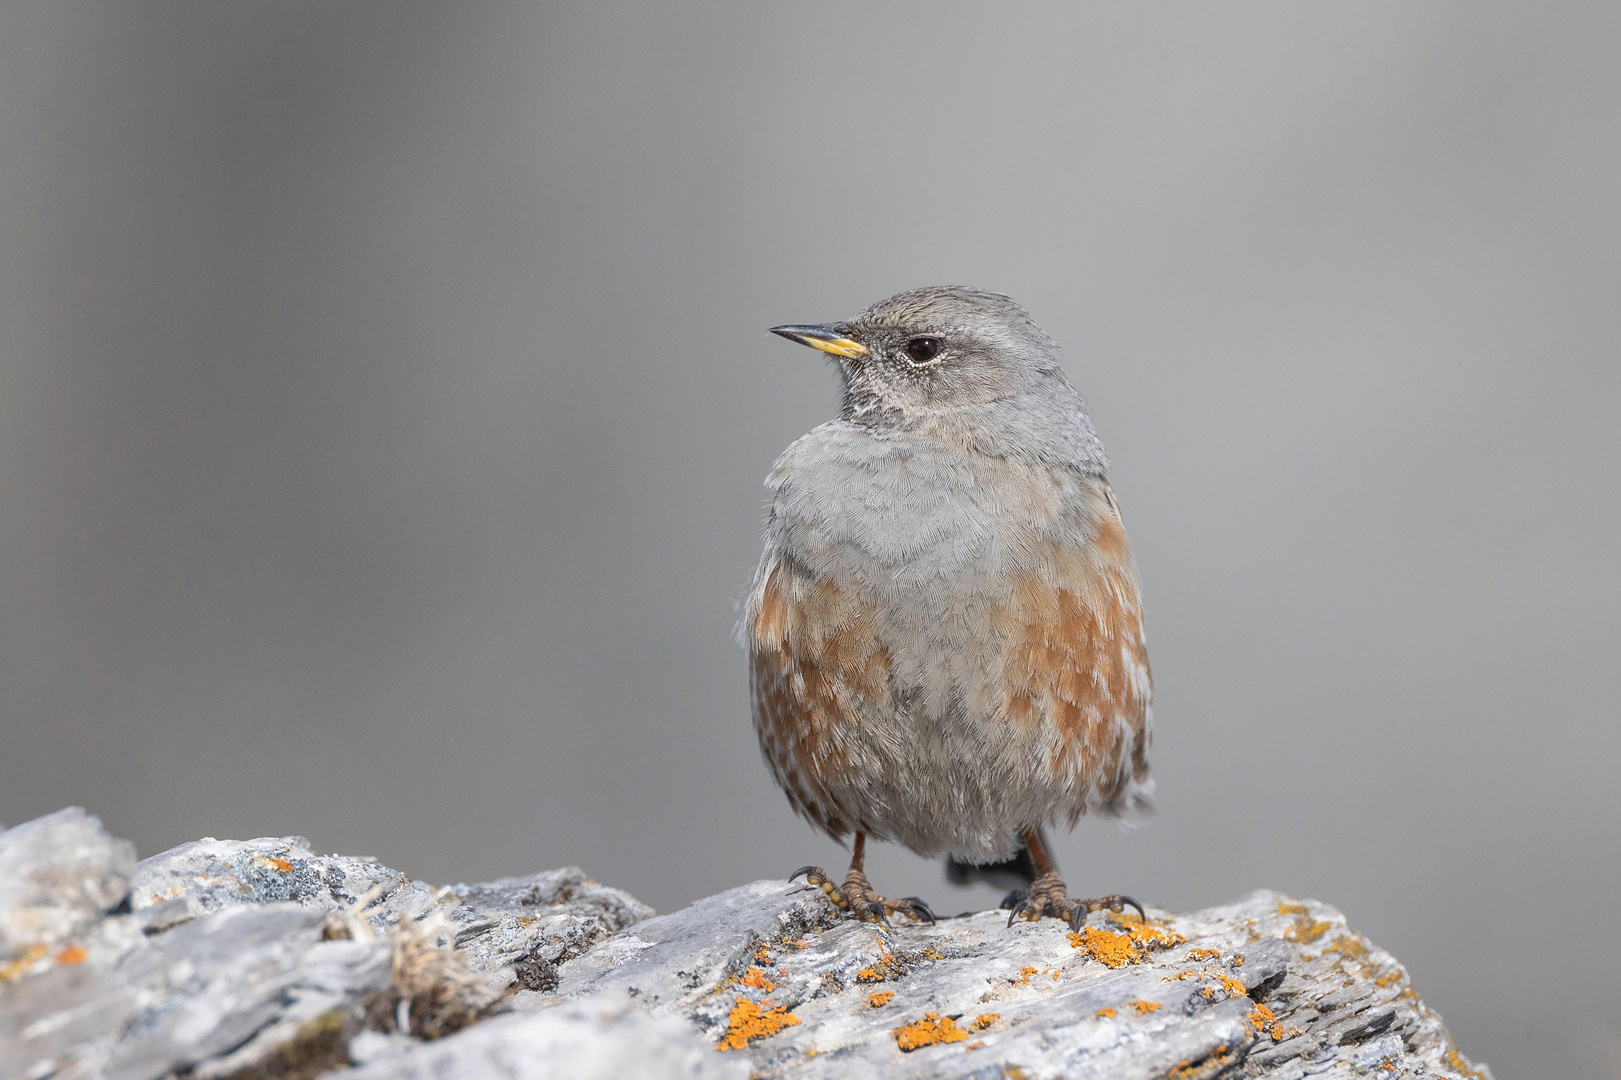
[443,868,654,979]
[128,835,438,932]
[0,809,1493,1080]
[127,835,651,984]
[0,897,392,1080]
[0,811,650,1080]
[332,994,749,1080]
[546,880,1478,1079]
[0,808,136,965]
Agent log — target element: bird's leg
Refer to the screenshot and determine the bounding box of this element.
[789,833,936,925]
[1005,827,1145,931]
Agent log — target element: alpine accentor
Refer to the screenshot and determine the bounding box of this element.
[745,286,1153,928]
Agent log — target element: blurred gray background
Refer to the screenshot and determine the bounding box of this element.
[1,2,1616,1075]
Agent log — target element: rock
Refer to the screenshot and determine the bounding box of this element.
[0,808,137,964]
[127,834,434,931]
[548,881,1476,1079]
[332,995,749,1080]
[0,813,649,1080]
[442,869,654,977]
[126,835,651,979]
[0,809,1493,1080]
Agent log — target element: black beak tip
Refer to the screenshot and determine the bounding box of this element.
[769,324,835,341]
[766,322,866,358]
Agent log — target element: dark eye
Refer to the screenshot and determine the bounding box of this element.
[905,336,942,363]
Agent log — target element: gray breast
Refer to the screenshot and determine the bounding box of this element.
[764,421,1083,706]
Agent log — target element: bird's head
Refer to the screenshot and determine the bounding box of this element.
[770,286,1072,425]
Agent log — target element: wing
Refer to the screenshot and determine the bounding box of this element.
[746,558,889,842]
[996,480,1154,821]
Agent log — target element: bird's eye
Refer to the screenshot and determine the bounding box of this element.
[904,337,942,363]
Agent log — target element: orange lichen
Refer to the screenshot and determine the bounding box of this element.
[254,855,294,873]
[866,991,895,1008]
[856,945,902,983]
[1167,1047,1230,1079]
[1174,967,1251,1005]
[1095,1007,1117,1018]
[893,1013,969,1051]
[715,997,800,1050]
[1068,927,1140,968]
[965,1040,986,1050]
[1374,970,1404,989]
[1110,918,1186,950]
[1324,935,1368,959]
[1248,1001,1279,1040]
[753,945,772,964]
[973,1013,1000,1030]
[1126,999,1162,1015]
[0,943,47,982]
[1072,919,1187,968]
[1275,900,1335,946]
[740,967,775,991]
[1015,965,1040,985]
[1446,1048,1490,1079]
[1186,948,1221,961]
[54,945,87,965]
[1287,919,1333,945]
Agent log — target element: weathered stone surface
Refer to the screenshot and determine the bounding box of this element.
[443,869,654,978]
[333,995,749,1080]
[0,808,136,965]
[548,880,1481,1079]
[0,809,1493,1080]
[128,834,434,932]
[0,812,648,1080]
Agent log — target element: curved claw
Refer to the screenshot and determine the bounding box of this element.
[865,901,891,926]
[1006,898,1036,927]
[1069,906,1088,933]
[789,865,822,883]
[900,897,937,924]
[1117,895,1147,923]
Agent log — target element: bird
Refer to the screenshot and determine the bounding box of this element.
[743,286,1153,930]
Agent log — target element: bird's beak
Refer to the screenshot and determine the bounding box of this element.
[768,323,868,359]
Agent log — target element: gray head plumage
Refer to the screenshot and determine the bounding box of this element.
[770,286,1110,474]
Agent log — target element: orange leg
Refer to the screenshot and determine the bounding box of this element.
[790,832,936,925]
[1005,827,1144,930]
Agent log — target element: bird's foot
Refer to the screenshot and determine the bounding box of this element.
[789,866,936,926]
[1004,871,1144,931]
